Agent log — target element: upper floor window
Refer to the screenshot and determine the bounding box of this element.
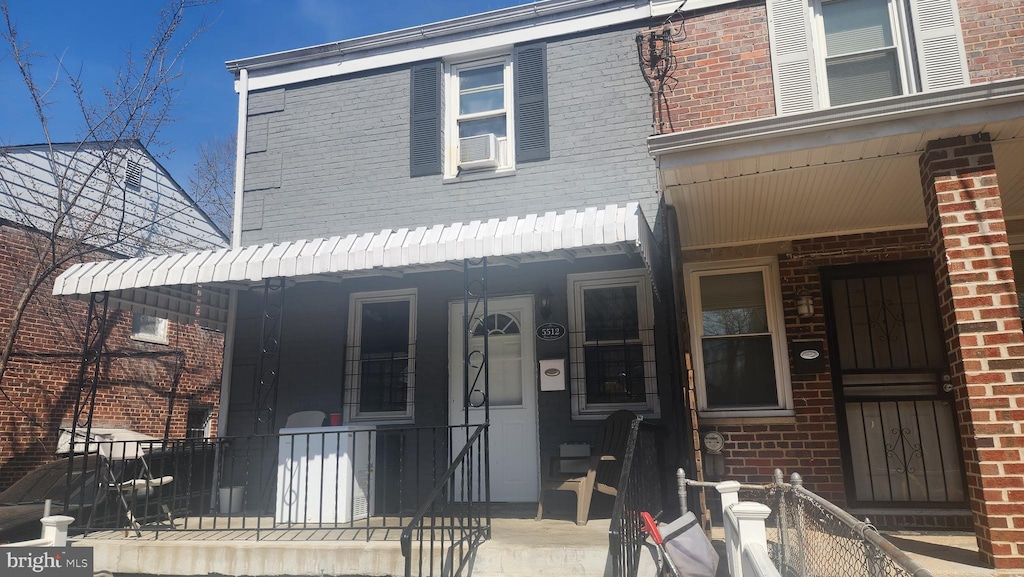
[817,0,908,106]
[447,57,514,175]
[409,44,549,179]
[567,270,659,419]
[131,314,168,345]
[684,258,793,417]
[767,0,968,115]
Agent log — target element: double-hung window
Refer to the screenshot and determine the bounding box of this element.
[345,289,417,423]
[685,259,792,416]
[767,0,968,114]
[567,270,659,419]
[816,0,909,106]
[409,44,549,178]
[447,57,514,175]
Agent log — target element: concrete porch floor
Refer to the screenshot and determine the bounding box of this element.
[76,507,995,577]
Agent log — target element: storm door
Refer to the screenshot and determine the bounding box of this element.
[823,261,966,508]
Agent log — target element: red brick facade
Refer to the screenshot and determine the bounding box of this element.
[959,0,1024,83]
[921,135,1024,569]
[650,3,776,133]
[0,222,224,490]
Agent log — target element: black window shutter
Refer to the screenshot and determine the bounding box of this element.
[514,43,549,163]
[410,61,442,177]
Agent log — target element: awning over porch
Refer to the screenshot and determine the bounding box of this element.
[52,202,660,331]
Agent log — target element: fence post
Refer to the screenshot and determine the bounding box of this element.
[717,480,741,575]
[773,469,788,574]
[677,468,688,515]
[790,472,808,577]
[731,502,774,577]
[39,515,75,547]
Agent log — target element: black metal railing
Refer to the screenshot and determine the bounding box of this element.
[401,423,489,577]
[65,424,478,541]
[608,416,663,577]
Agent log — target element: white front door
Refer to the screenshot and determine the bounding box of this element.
[449,295,539,502]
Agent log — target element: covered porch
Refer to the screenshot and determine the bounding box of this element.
[50,202,681,574]
[650,77,1024,570]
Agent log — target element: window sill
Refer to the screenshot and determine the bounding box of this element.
[443,167,516,184]
[572,405,661,421]
[698,410,796,424]
[130,335,168,345]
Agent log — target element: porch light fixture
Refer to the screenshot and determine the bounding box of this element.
[797,289,814,318]
[539,286,553,320]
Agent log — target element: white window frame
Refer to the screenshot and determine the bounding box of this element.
[185,406,213,439]
[345,289,417,424]
[684,257,794,418]
[443,54,515,179]
[811,0,917,107]
[567,270,660,420]
[131,313,168,345]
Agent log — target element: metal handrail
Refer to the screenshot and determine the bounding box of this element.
[400,422,489,577]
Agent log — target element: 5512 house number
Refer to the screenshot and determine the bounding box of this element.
[536,323,566,341]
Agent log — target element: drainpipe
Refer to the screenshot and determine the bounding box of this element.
[232,68,249,249]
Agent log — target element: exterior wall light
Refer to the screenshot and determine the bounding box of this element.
[797,289,814,318]
[539,286,553,320]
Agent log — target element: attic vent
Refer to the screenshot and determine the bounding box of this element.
[125,160,143,188]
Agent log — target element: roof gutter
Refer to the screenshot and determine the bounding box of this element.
[225,0,636,73]
[648,77,1024,163]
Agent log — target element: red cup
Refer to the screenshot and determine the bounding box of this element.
[329,413,342,426]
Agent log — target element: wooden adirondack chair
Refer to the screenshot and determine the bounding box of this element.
[535,410,636,526]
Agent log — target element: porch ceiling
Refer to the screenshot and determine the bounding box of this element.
[51,202,658,330]
[654,79,1024,249]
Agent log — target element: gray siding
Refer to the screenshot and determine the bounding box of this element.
[241,25,657,245]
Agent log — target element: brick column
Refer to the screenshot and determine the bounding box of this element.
[921,134,1024,571]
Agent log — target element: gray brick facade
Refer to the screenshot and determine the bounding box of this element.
[240,25,658,245]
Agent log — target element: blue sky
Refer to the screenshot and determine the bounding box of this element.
[0,0,533,188]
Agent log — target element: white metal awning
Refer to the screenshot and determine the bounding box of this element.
[53,202,661,331]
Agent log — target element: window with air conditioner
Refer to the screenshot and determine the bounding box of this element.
[131,313,168,345]
[408,44,549,179]
[767,0,968,115]
[447,57,513,175]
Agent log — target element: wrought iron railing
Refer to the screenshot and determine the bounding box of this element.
[608,416,663,577]
[64,425,477,541]
[401,423,489,577]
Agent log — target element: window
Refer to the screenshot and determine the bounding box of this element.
[685,258,792,416]
[409,44,549,178]
[186,407,212,439]
[447,58,513,175]
[767,0,967,115]
[816,0,909,106]
[567,270,659,419]
[345,290,417,422]
[131,314,168,344]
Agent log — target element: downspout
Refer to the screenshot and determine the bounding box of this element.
[216,68,249,436]
[232,68,249,249]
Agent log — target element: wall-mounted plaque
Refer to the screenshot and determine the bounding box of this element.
[536,322,566,341]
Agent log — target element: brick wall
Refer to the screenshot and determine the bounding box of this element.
[692,230,938,507]
[0,223,224,490]
[921,134,1024,569]
[959,0,1024,83]
[642,2,775,134]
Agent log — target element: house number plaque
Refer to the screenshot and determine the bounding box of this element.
[536,322,566,341]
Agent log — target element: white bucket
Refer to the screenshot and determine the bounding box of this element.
[218,486,244,515]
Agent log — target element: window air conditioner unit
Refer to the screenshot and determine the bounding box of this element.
[458,133,498,170]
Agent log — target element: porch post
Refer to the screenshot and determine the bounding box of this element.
[921,133,1024,571]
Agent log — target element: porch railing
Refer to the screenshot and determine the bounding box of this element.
[401,422,489,577]
[66,424,480,541]
[608,416,663,577]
